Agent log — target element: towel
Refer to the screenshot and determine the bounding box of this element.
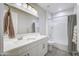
[4,8,15,38]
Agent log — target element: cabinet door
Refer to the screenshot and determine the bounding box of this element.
[41,42,48,55]
[39,39,48,56]
[19,51,30,56]
[29,38,48,56]
[29,46,40,56]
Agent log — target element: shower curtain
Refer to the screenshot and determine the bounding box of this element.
[68,15,76,54]
[4,8,15,38]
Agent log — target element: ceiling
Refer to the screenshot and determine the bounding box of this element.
[37,3,76,14]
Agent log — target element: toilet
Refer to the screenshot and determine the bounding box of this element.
[48,40,55,51]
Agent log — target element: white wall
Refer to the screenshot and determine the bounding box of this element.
[0,4,4,34]
[48,16,68,46]
[4,5,37,35]
[52,16,68,45]
[30,4,47,35]
[17,10,36,34]
[52,8,75,18]
[0,4,4,54]
[4,4,47,35]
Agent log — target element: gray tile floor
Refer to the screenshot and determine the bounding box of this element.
[46,46,71,56]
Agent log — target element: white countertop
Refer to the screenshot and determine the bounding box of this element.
[3,33,47,52]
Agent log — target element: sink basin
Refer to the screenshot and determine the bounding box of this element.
[14,38,35,44]
[18,37,23,40]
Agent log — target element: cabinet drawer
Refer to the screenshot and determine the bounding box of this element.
[38,38,48,56]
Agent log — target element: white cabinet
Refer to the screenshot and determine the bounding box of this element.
[39,39,48,56]
[30,46,40,56]
[3,37,48,56]
[29,38,48,56]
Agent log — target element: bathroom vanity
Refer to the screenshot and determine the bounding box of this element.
[3,33,48,56]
